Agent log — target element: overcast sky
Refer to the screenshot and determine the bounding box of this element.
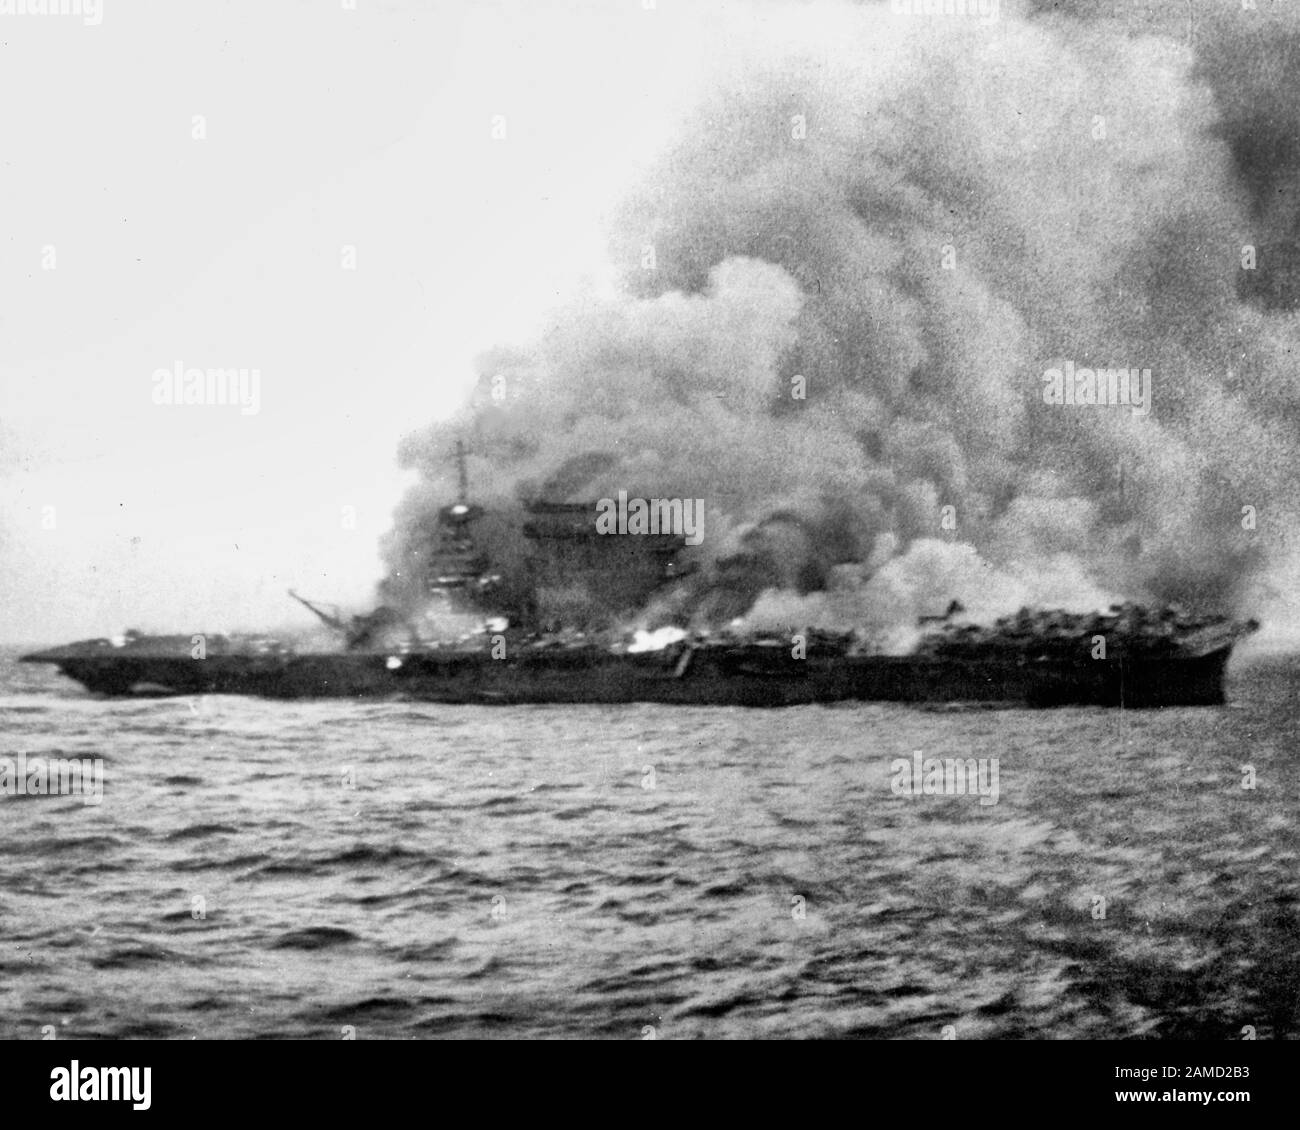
[0,0,721,642]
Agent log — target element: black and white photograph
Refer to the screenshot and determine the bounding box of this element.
[0,0,1296,1099]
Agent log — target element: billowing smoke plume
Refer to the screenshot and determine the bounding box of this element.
[384,0,1300,641]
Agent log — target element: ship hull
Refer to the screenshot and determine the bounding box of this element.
[26,645,1235,707]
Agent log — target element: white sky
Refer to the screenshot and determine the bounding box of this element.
[0,0,728,642]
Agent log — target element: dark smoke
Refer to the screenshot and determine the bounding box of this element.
[383,0,1300,642]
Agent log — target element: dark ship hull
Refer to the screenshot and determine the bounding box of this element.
[21,640,1238,707]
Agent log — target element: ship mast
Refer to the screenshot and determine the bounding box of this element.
[425,438,493,599]
[454,438,469,507]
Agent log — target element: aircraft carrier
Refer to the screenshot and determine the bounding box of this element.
[21,446,1258,707]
